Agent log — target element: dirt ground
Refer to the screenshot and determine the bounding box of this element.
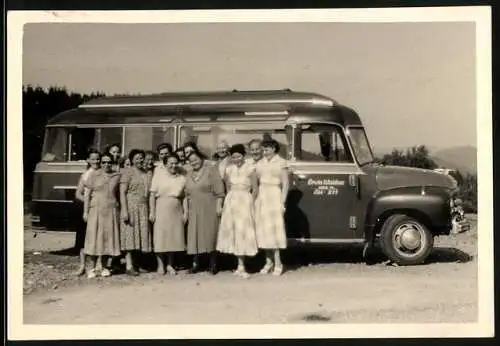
[22,214,478,324]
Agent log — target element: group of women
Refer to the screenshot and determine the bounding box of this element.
[74,138,290,279]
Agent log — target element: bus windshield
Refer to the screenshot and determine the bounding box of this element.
[347,127,375,166]
[41,127,69,162]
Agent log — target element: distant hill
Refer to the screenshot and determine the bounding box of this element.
[373,145,477,175]
[431,146,477,175]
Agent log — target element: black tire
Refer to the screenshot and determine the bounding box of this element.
[379,214,434,266]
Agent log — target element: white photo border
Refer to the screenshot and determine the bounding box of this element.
[7,7,493,340]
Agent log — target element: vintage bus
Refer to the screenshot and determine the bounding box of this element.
[30,89,469,265]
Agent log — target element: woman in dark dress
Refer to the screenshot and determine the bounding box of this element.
[184,150,225,274]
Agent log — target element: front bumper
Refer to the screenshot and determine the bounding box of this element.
[450,217,471,235]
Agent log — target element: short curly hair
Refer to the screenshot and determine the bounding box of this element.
[261,139,280,153]
[128,149,146,165]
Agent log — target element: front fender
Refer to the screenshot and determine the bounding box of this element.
[364,186,452,241]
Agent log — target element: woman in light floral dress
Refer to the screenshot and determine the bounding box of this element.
[217,144,258,278]
[119,149,152,276]
[83,153,121,279]
[254,139,289,276]
[149,153,188,275]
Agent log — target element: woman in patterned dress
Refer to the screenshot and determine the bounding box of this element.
[217,144,258,278]
[119,149,152,276]
[74,149,100,276]
[83,153,121,279]
[254,139,289,276]
[149,153,188,275]
[185,150,225,275]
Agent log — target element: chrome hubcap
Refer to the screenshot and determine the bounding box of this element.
[392,222,425,257]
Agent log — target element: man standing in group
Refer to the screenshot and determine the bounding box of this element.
[155,143,173,169]
[214,140,231,178]
[246,139,263,168]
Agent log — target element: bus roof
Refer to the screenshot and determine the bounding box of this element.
[46,89,363,127]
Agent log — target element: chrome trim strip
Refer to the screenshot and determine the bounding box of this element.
[288,238,365,244]
[288,162,365,175]
[290,169,366,175]
[79,98,334,109]
[244,111,289,116]
[31,199,74,203]
[34,170,85,174]
[46,123,176,128]
[121,126,126,153]
[53,186,78,190]
[216,115,288,122]
[45,162,87,166]
[67,132,72,160]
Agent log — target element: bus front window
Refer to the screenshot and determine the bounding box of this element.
[41,127,69,162]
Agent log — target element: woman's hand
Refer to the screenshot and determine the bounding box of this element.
[82,212,88,222]
[216,204,223,217]
[149,211,155,223]
[121,210,129,223]
[182,212,188,224]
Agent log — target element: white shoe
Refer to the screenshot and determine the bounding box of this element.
[260,263,273,274]
[166,265,177,276]
[272,266,284,276]
[87,269,97,279]
[239,271,250,279]
[100,268,111,277]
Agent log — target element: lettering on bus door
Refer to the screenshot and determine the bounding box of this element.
[285,123,363,240]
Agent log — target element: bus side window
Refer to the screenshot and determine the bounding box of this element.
[179,123,291,160]
[297,124,353,163]
[96,127,123,154]
[69,128,96,161]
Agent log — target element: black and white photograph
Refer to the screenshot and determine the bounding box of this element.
[7,7,493,339]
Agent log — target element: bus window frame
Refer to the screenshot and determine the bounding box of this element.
[48,123,178,162]
[292,121,359,166]
[177,122,294,160]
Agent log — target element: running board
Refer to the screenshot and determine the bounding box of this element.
[288,238,366,245]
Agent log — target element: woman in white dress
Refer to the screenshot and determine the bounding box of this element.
[149,153,188,275]
[217,144,258,278]
[74,149,100,276]
[254,139,289,276]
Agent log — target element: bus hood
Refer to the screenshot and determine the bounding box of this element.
[374,165,457,191]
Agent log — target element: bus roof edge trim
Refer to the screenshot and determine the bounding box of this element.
[78,98,334,109]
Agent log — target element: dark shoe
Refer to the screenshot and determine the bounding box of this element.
[188,265,200,274]
[126,269,139,276]
[209,263,218,275]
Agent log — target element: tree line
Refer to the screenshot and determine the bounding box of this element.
[22,85,105,193]
[22,86,477,213]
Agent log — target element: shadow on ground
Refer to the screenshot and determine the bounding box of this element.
[426,247,473,263]
[40,243,473,275]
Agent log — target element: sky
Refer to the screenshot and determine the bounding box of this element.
[22,22,477,151]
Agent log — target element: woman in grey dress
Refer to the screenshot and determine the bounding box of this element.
[149,153,188,275]
[185,150,225,275]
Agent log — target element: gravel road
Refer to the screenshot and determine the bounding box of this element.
[22,215,478,324]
